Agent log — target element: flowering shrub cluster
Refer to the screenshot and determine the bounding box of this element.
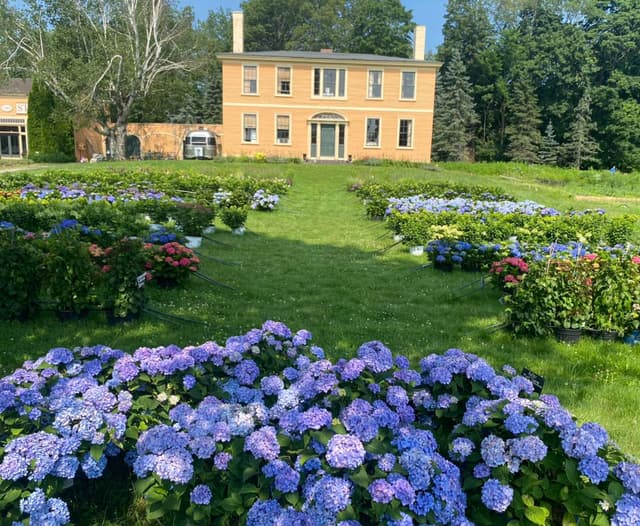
[355,180,512,219]
[489,257,530,291]
[1,322,639,525]
[386,196,561,218]
[506,248,640,336]
[251,189,280,211]
[144,241,200,286]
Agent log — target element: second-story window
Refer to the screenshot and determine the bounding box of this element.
[243,65,258,94]
[313,67,346,97]
[400,71,416,100]
[277,67,291,95]
[368,70,383,99]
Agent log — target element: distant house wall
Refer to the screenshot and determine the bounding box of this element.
[219,56,438,162]
[74,123,223,161]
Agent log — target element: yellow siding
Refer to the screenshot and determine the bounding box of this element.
[0,94,29,158]
[221,57,438,163]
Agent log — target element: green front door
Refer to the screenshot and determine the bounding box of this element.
[320,124,336,158]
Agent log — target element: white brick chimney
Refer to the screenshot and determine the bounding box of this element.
[232,11,244,54]
[414,25,426,60]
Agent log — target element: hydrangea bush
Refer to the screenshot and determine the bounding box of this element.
[1,322,639,525]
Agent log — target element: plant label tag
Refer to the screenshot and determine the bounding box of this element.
[521,368,544,394]
[136,273,147,289]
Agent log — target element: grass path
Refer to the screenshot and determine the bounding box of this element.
[1,163,639,457]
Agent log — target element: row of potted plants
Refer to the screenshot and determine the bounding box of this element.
[1,322,638,525]
[0,224,201,322]
[498,250,640,341]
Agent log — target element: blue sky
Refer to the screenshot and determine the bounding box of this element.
[183,1,448,52]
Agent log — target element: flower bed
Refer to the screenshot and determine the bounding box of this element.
[1,322,639,525]
[354,180,513,219]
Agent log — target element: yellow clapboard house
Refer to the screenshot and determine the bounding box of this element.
[217,12,440,163]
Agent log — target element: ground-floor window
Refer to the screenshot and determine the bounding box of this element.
[398,119,413,148]
[366,117,380,147]
[276,115,290,144]
[243,114,258,143]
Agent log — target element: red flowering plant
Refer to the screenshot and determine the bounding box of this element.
[489,256,529,293]
[144,241,200,287]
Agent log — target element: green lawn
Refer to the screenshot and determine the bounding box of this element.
[2,160,640,464]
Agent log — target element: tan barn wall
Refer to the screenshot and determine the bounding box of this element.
[74,123,223,161]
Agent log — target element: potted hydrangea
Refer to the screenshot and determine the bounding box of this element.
[172,203,215,248]
[221,205,249,235]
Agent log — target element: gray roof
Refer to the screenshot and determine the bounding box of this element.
[219,50,440,65]
[0,78,32,96]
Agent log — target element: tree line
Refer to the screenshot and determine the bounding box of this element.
[1,0,638,168]
[432,0,640,171]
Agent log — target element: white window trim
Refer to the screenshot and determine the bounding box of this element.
[399,70,417,101]
[366,69,384,100]
[274,113,292,145]
[397,118,414,149]
[275,65,293,97]
[242,64,259,96]
[311,67,348,99]
[242,112,259,144]
[364,116,382,149]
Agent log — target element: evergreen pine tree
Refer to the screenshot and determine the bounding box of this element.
[539,120,559,165]
[431,49,479,162]
[561,89,600,169]
[505,73,542,163]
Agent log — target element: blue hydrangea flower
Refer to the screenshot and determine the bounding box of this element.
[325,434,366,469]
[244,426,280,461]
[449,437,475,462]
[481,478,514,512]
[190,484,212,505]
[615,462,640,494]
[612,493,640,526]
[357,341,394,373]
[480,435,506,468]
[19,488,70,526]
[579,455,610,484]
[369,479,394,503]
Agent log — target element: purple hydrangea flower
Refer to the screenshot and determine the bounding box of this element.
[368,479,394,503]
[473,463,491,479]
[481,479,514,512]
[214,452,232,470]
[326,434,366,469]
[190,484,212,505]
[263,459,300,493]
[183,375,196,390]
[386,386,409,408]
[357,341,394,374]
[340,358,366,381]
[244,426,280,461]
[450,437,475,462]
